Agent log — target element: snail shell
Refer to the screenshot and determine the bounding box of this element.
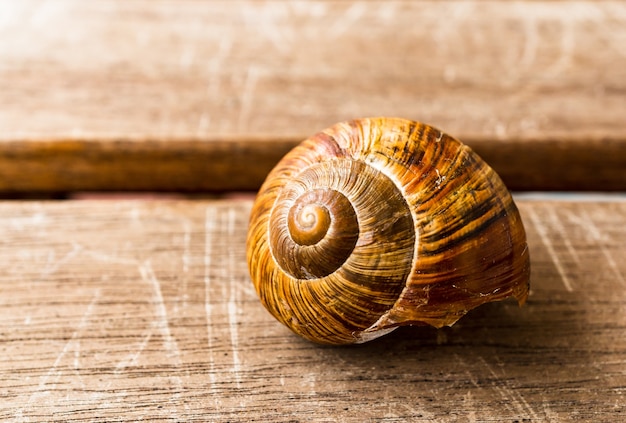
[247,117,530,345]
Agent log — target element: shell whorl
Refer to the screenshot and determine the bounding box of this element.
[263,158,416,342]
[247,118,530,345]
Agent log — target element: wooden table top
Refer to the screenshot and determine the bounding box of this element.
[1,198,625,421]
[0,1,624,421]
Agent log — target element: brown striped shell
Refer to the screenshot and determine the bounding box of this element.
[247,117,530,345]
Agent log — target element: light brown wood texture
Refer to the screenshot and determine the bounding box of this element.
[1,199,624,421]
[1,1,624,421]
[1,1,625,192]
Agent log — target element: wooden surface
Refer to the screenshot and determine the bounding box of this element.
[1,1,624,421]
[0,1,625,192]
[1,198,624,422]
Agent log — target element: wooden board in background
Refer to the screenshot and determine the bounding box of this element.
[1,135,624,193]
[0,1,625,192]
[1,198,624,421]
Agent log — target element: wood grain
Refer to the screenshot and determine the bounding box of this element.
[0,1,625,191]
[1,198,624,421]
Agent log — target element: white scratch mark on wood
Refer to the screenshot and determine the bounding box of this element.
[375,1,398,23]
[129,206,143,228]
[182,220,191,275]
[527,207,573,292]
[140,261,182,363]
[41,242,83,278]
[518,11,538,70]
[139,260,184,416]
[115,331,153,372]
[579,210,625,287]
[21,289,100,409]
[397,402,439,422]
[242,3,291,53]
[304,372,317,395]
[462,391,478,423]
[180,218,192,309]
[546,206,580,264]
[546,20,575,77]
[207,36,233,105]
[204,207,219,398]
[516,4,576,77]
[7,211,47,231]
[604,4,626,58]
[227,208,242,388]
[600,245,625,287]
[227,300,242,387]
[454,354,480,388]
[85,250,139,266]
[237,65,260,131]
[479,356,541,420]
[329,2,366,38]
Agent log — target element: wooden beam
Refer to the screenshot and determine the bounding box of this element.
[1,134,624,193]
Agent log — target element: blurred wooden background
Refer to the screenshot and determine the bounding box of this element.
[0,0,624,192]
[0,1,624,422]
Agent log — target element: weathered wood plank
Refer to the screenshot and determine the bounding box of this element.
[0,198,624,421]
[0,135,624,193]
[0,1,625,191]
[0,138,296,193]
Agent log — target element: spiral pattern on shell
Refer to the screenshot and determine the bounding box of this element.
[247,118,530,345]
